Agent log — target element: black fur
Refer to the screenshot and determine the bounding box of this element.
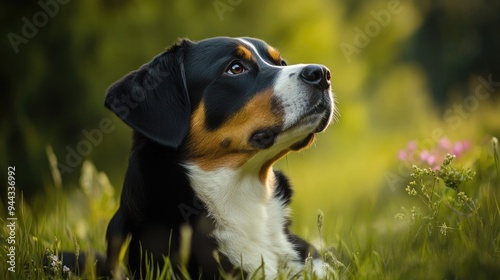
[104,41,191,148]
[62,37,323,278]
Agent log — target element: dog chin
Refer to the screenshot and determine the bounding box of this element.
[289,133,315,151]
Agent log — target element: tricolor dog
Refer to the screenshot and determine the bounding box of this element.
[103,36,334,278]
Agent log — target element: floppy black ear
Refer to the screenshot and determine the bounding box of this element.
[104,40,192,148]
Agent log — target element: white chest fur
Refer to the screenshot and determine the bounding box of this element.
[184,163,302,277]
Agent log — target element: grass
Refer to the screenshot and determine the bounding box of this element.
[1,137,499,279]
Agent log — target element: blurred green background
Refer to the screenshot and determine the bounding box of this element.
[2,0,500,239]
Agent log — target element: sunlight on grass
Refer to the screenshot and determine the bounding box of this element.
[1,134,498,279]
[1,92,500,280]
[2,0,498,278]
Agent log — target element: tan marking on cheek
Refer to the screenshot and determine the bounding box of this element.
[187,90,284,171]
[259,149,291,183]
[259,134,315,183]
[236,45,253,61]
[267,46,281,64]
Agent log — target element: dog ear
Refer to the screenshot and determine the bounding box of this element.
[104,40,192,148]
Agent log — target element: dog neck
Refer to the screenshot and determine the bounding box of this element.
[183,161,300,275]
[183,162,277,226]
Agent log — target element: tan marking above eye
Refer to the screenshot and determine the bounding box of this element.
[235,45,253,61]
[186,89,284,171]
[267,46,281,64]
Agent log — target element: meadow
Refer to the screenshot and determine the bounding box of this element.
[1,131,499,279]
[2,1,500,279]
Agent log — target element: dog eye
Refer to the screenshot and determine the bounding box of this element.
[280,59,287,66]
[225,62,247,75]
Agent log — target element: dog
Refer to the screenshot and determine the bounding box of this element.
[100,36,334,278]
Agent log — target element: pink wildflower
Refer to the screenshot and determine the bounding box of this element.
[420,150,437,166]
[420,150,430,161]
[439,137,452,150]
[397,138,471,168]
[398,141,418,161]
[398,150,408,161]
[452,141,471,157]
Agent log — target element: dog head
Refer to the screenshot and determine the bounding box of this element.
[105,37,334,180]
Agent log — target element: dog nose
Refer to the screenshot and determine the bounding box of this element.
[299,64,331,91]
